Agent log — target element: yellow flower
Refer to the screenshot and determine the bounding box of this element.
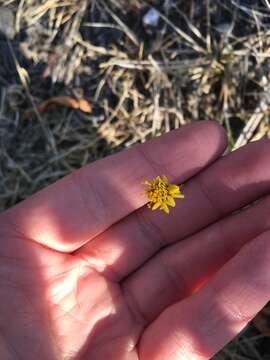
[144,175,185,214]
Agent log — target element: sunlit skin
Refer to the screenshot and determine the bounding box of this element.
[1,121,270,359]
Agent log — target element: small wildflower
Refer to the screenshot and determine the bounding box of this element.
[144,175,185,214]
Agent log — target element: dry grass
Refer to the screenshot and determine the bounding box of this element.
[1,0,270,358]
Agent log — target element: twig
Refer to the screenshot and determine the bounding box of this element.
[233,82,270,150]
[101,0,139,47]
[7,40,57,154]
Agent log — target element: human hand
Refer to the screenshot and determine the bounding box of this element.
[1,121,270,360]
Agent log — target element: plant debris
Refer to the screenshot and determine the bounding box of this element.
[23,96,92,120]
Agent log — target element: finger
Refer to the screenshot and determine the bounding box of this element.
[139,230,270,360]
[2,121,226,252]
[77,138,270,279]
[122,194,270,324]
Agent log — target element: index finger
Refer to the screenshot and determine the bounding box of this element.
[2,121,226,252]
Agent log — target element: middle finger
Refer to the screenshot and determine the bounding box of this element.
[77,139,270,281]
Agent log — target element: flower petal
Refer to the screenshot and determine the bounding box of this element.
[166,196,176,207]
[161,203,170,214]
[162,175,169,184]
[144,180,151,186]
[168,184,180,193]
[152,201,161,210]
[174,193,185,198]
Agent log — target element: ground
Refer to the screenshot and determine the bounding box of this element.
[0,0,270,358]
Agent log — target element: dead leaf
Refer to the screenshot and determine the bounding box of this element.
[23,96,92,120]
[77,98,92,113]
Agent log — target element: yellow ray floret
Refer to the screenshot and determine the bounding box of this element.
[144,175,185,214]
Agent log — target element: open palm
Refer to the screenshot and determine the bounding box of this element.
[1,121,270,360]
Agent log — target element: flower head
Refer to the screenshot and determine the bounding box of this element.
[144,175,184,214]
